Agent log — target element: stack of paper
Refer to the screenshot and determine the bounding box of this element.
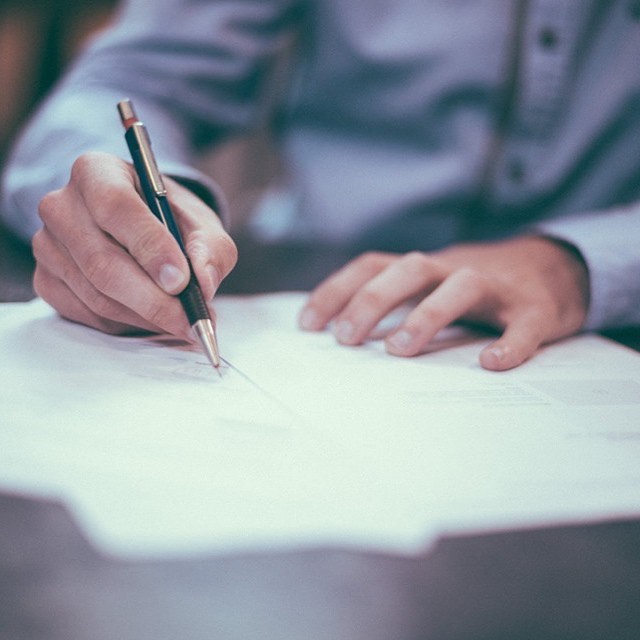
[1,294,639,558]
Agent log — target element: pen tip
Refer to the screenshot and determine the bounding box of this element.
[192,319,221,372]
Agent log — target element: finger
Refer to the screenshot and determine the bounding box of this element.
[298,252,395,331]
[38,193,191,337]
[385,268,491,356]
[166,180,238,301]
[34,265,141,335]
[479,312,547,371]
[331,251,445,345]
[33,227,173,334]
[70,153,191,294]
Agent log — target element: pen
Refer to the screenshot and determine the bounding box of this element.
[117,99,221,371]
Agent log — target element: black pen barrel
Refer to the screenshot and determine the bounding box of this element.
[178,272,211,325]
[155,196,211,324]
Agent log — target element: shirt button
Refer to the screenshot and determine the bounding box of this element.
[506,158,526,183]
[538,27,559,49]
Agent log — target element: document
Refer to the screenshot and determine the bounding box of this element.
[1,294,639,558]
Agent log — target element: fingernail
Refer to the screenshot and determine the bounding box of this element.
[299,306,320,330]
[487,346,506,362]
[481,345,509,370]
[387,329,415,352]
[158,263,187,293]
[335,319,355,343]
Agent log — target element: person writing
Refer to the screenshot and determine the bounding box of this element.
[1,1,638,371]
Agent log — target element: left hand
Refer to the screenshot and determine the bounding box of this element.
[298,236,590,370]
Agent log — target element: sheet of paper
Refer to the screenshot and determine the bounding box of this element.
[1,294,639,559]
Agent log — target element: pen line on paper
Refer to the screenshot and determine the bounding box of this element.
[220,356,302,420]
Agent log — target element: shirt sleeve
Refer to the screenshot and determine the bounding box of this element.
[0,0,301,240]
[535,204,640,331]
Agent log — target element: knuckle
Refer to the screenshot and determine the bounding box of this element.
[32,266,50,300]
[69,153,96,183]
[357,251,389,270]
[415,303,447,327]
[93,184,136,226]
[37,190,65,226]
[355,285,386,311]
[31,229,60,268]
[86,288,119,319]
[71,153,132,219]
[69,151,106,182]
[401,251,434,276]
[83,249,122,294]
[455,266,487,289]
[59,256,80,289]
[356,251,377,264]
[31,229,47,261]
[358,250,380,263]
[129,224,171,266]
[185,230,208,258]
[145,299,174,329]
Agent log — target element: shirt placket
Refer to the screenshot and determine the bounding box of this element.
[489,0,583,210]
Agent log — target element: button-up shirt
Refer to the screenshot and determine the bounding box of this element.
[2,0,640,329]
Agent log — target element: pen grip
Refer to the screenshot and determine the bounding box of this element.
[178,273,211,325]
[156,197,212,325]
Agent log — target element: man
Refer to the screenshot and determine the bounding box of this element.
[1,0,639,370]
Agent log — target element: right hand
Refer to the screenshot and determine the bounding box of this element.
[32,151,237,337]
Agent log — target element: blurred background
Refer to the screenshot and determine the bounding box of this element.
[0,0,117,299]
[0,0,285,299]
[0,0,117,168]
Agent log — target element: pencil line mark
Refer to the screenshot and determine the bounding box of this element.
[220,357,302,420]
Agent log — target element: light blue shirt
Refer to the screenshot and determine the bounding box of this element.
[2,0,640,330]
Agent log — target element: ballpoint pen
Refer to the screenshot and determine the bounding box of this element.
[117,98,221,372]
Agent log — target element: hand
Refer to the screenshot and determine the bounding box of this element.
[298,236,589,370]
[32,151,237,337]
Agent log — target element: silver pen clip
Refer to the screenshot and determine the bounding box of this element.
[117,99,166,196]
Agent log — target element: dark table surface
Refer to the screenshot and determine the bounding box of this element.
[1,225,639,640]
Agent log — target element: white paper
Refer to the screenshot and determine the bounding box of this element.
[1,294,639,558]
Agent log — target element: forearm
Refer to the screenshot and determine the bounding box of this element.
[0,87,227,240]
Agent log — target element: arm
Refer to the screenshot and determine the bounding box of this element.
[0,0,301,335]
[1,0,301,239]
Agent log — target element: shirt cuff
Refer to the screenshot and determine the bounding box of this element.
[534,205,640,331]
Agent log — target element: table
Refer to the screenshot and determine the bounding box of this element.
[1,226,639,640]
